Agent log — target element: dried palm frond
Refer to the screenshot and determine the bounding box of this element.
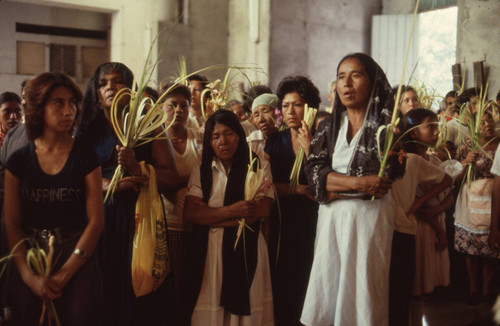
[376,0,420,191]
[289,104,317,191]
[412,80,442,109]
[457,82,495,185]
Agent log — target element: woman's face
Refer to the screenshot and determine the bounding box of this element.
[282,92,305,129]
[0,100,22,133]
[98,70,127,110]
[400,90,419,115]
[44,86,78,134]
[253,104,278,137]
[412,116,439,147]
[480,114,495,140]
[337,58,372,110]
[211,123,240,165]
[163,94,190,128]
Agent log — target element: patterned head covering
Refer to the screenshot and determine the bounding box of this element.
[251,93,279,112]
[306,53,403,202]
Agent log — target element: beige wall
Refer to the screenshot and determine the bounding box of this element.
[456,0,500,95]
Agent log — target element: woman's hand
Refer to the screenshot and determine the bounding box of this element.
[297,121,312,157]
[116,145,141,176]
[462,151,479,165]
[116,175,148,192]
[26,274,61,301]
[295,183,315,201]
[226,200,257,219]
[50,268,72,292]
[356,175,391,197]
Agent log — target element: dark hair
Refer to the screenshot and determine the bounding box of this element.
[76,62,134,144]
[187,74,209,89]
[161,83,191,105]
[496,89,500,101]
[400,108,437,153]
[334,53,389,112]
[21,79,30,93]
[144,86,159,102]
[400,85,417,98]
[337,53,379,85]
[243,85,273,113]
[445,90,457,99]
[24,73,83,140]
[0,92,21,106]
[202,110,248,165]
[457,87,479,106]
[276,76,321,109]
[200,110,250,202]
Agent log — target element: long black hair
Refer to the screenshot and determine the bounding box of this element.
[200,109,249,202]
[75,62,134,145]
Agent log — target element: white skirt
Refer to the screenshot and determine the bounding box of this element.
[191,228,274,326]
[301,193,394,326]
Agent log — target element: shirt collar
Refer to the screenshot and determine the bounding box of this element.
[212,157,230,175]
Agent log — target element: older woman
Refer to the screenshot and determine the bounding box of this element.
[76,62,178,325]
[183,109,274,325]
[5,73,104,325]
[247,93,279,165]
[264,76,320,326]
[302,53,402,326]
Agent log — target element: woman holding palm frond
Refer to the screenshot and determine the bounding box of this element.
[5,72,104,325]
[183,109,274,325]
[76,62,178,325]
[264,75,320,326]
[302,53,403,326]
[454,111,500,305]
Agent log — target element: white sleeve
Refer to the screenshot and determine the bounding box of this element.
[491,146,500,176]
[186,164,203,198]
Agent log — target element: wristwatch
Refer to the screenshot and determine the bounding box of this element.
[73,248,87,258]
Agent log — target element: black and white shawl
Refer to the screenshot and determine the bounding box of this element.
[305,61,404,203]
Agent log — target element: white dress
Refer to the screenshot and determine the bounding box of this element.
[301,113,394,326]
[187,159,274,326]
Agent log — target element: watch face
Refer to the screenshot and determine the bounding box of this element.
[74,248,87,258]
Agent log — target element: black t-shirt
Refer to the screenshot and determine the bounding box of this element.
[6,139,99,229]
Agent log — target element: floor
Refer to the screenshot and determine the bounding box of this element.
[409,289,497,326]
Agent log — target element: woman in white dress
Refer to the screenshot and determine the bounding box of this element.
[183,109,274,326]
[302,53,404,326]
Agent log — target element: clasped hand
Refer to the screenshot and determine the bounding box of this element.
[357,175,391,198]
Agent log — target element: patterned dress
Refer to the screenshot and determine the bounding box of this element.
[454,141,500,258]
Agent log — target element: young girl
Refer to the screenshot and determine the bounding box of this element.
[399,85,420,115]
[454,111,500,304]
[390,108,453,325]
[183,109,274,325]
[4,73,104,325]
[400,109,459,296]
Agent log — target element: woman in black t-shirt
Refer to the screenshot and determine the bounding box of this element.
[4,72,104,325]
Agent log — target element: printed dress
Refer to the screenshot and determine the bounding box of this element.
[454,143,500,258]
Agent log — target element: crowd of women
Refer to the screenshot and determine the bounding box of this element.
[0,52,500,326]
